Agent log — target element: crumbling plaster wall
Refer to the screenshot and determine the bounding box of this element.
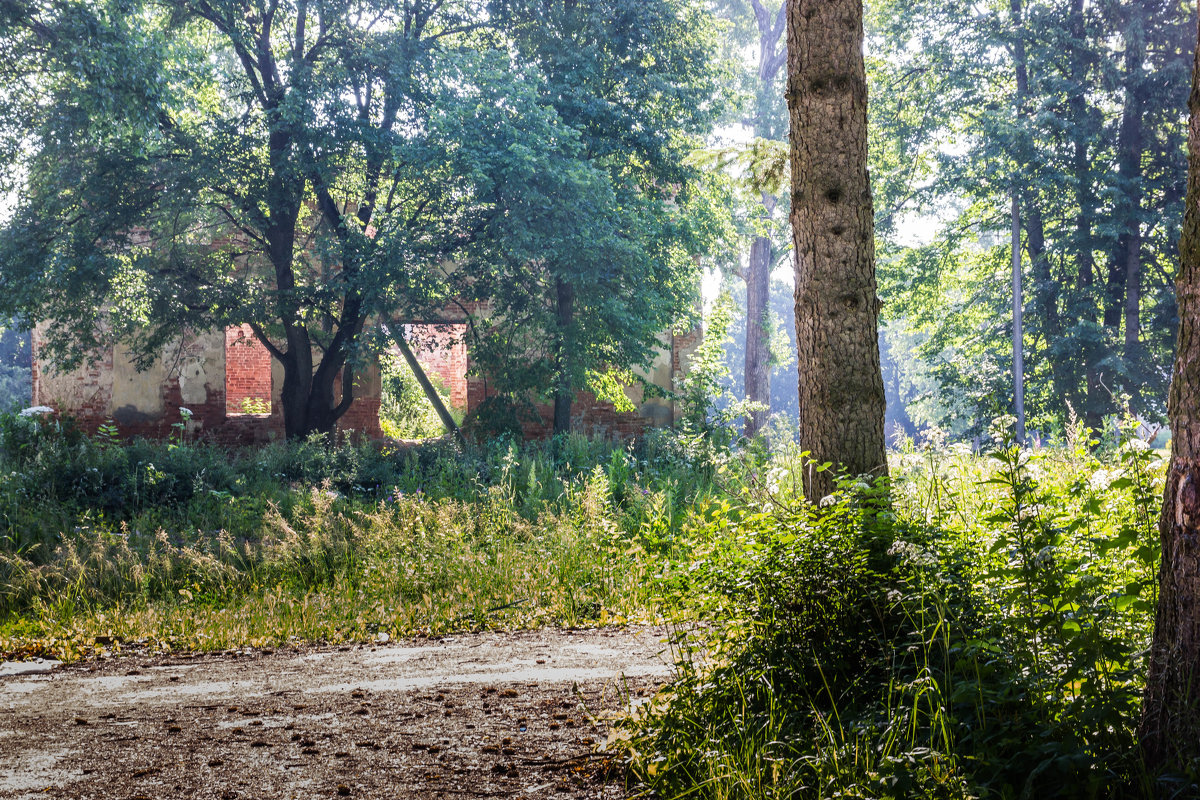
[33,326,234,439]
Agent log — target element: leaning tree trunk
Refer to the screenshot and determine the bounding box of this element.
[1139,12,1200,773]
[787,0,888,502]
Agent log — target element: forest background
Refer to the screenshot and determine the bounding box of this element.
[708,0,1193,446]
[1,0,1190,446]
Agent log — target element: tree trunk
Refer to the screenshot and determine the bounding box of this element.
[1011,0,1068,421]
[744,233,772,437]
[787,0,888,502]
[1012,189,1026,444]
[1117,5,1147,397]
[742,1,787,439]
[389,323,466,447]
[1125,227,1143,370]
[1139,13,1200,773]
[553,277,575,436]
[1066,0,1105,432]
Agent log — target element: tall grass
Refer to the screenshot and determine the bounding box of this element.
[0,409,1182,796]
[0,412,719,659]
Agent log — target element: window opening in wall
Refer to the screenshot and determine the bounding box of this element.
[225,325,273,417]
[0,323,32,410]
[380,323,468,440]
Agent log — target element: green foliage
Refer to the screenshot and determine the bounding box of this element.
[378,352,458,441]
[865,0,1194,435]
[720,271,799,421]
[621,423,1176,799]
[0,412,1180,797]
[238,397,270,416]
[677,292,766,453]
[0,421,723,658]
[0,0,729,437]
[465,0,730,419]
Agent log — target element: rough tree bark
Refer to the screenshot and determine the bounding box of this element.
[1139,11,1200,773]
[787,0,888,502]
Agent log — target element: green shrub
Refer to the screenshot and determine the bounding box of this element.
[620,423,1177,800]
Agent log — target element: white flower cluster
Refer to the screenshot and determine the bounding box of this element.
[18,406,54,417]
[887,540,937,567]
[1088,468,1114,491]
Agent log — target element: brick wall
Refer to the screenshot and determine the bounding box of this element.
[405,324,468,410]
[224,325,273,415]
[460,323,702,441]
[31,312,701,445]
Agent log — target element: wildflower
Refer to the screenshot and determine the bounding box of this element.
[179,407,193,418]
[19,406,54,417]
[1088,468,1113,491]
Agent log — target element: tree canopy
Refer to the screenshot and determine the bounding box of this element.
[0,0,725,437]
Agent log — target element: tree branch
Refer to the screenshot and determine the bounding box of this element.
[248,322,286,361]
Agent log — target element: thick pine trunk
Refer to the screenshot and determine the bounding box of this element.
[1139,15,1200,773]
[787,0,888,502]
[744,234,772,437]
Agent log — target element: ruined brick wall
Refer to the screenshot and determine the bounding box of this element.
[333,359,383,441]
[460,324,701,441]
[31,312,699,444]
[224,325,273,415]
[32,327,244,441]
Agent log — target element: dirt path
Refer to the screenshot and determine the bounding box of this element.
[0,627,676,799]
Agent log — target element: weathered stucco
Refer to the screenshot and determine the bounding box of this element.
[110,345,166,424]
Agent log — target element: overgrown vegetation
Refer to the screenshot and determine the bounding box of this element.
[617,421,1179,800]
[0,411,718,660]
[378,351,462,440]
[0,406,1178,797]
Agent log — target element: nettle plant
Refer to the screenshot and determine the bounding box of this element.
[935,418,1163,794]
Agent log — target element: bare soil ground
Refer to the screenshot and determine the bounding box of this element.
[0,627,675,799]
